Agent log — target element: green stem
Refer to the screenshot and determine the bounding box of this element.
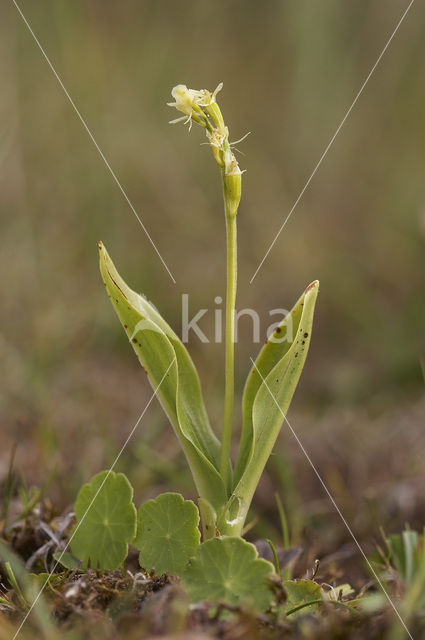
[220,202,237,489]
[286,598,361,617]
[267,539,281,577]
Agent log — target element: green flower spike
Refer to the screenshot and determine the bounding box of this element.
[168,82,243,216]
[168,84,243,491]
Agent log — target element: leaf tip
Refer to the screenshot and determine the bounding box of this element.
[305,280,319,295]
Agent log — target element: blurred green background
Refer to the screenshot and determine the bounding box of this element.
[1,1,424,549]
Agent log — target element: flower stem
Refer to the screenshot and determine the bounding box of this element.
[220,194,237,489]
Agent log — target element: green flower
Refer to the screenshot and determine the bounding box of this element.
[168,82,243,203]
[168,83,223,130]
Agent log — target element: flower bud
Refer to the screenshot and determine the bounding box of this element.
[223,166,242,218]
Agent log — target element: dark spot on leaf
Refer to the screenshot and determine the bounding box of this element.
[275,327,281,333]
[124,324,128,329]
[132,338,137,344]
[295,353,298,357]
[304,332,308,338]
[105,266,129,302]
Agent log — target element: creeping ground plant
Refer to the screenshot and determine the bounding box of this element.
[70,83,319,607]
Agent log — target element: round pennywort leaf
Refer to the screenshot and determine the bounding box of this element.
[283,579,322,616]
[70,471,136,570]
[134,492,200,576]
[182,536,274,611]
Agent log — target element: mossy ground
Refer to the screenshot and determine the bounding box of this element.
[1,482,424,640]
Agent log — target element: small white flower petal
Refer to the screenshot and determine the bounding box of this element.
[212,82,223,100]
[169,116,189,125]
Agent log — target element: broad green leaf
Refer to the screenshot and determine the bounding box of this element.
[356,593,387,613]
[228,282,319,531]
[0,541,53,632]
[382,529,425,616]
[99,243,227,510]
[387,530,419,585]
[70,471,137,570]
[283,579,322,616]
[28,573,63,590]
[324,583,355,600]
[53,551,82,571]
[134,492,200,575]
[182,537,274,611]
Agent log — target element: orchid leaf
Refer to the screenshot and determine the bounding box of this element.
[99,243,227,510]
[182,536,274,611]
[198,497,217,540]
[234,286,306,484]
[228,282,319,530]
[134,492,200,575]
[70,471,136,570]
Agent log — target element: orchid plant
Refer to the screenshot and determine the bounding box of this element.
[97,83,319,539]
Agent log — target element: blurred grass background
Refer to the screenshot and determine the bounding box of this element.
[1,0,424,547]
